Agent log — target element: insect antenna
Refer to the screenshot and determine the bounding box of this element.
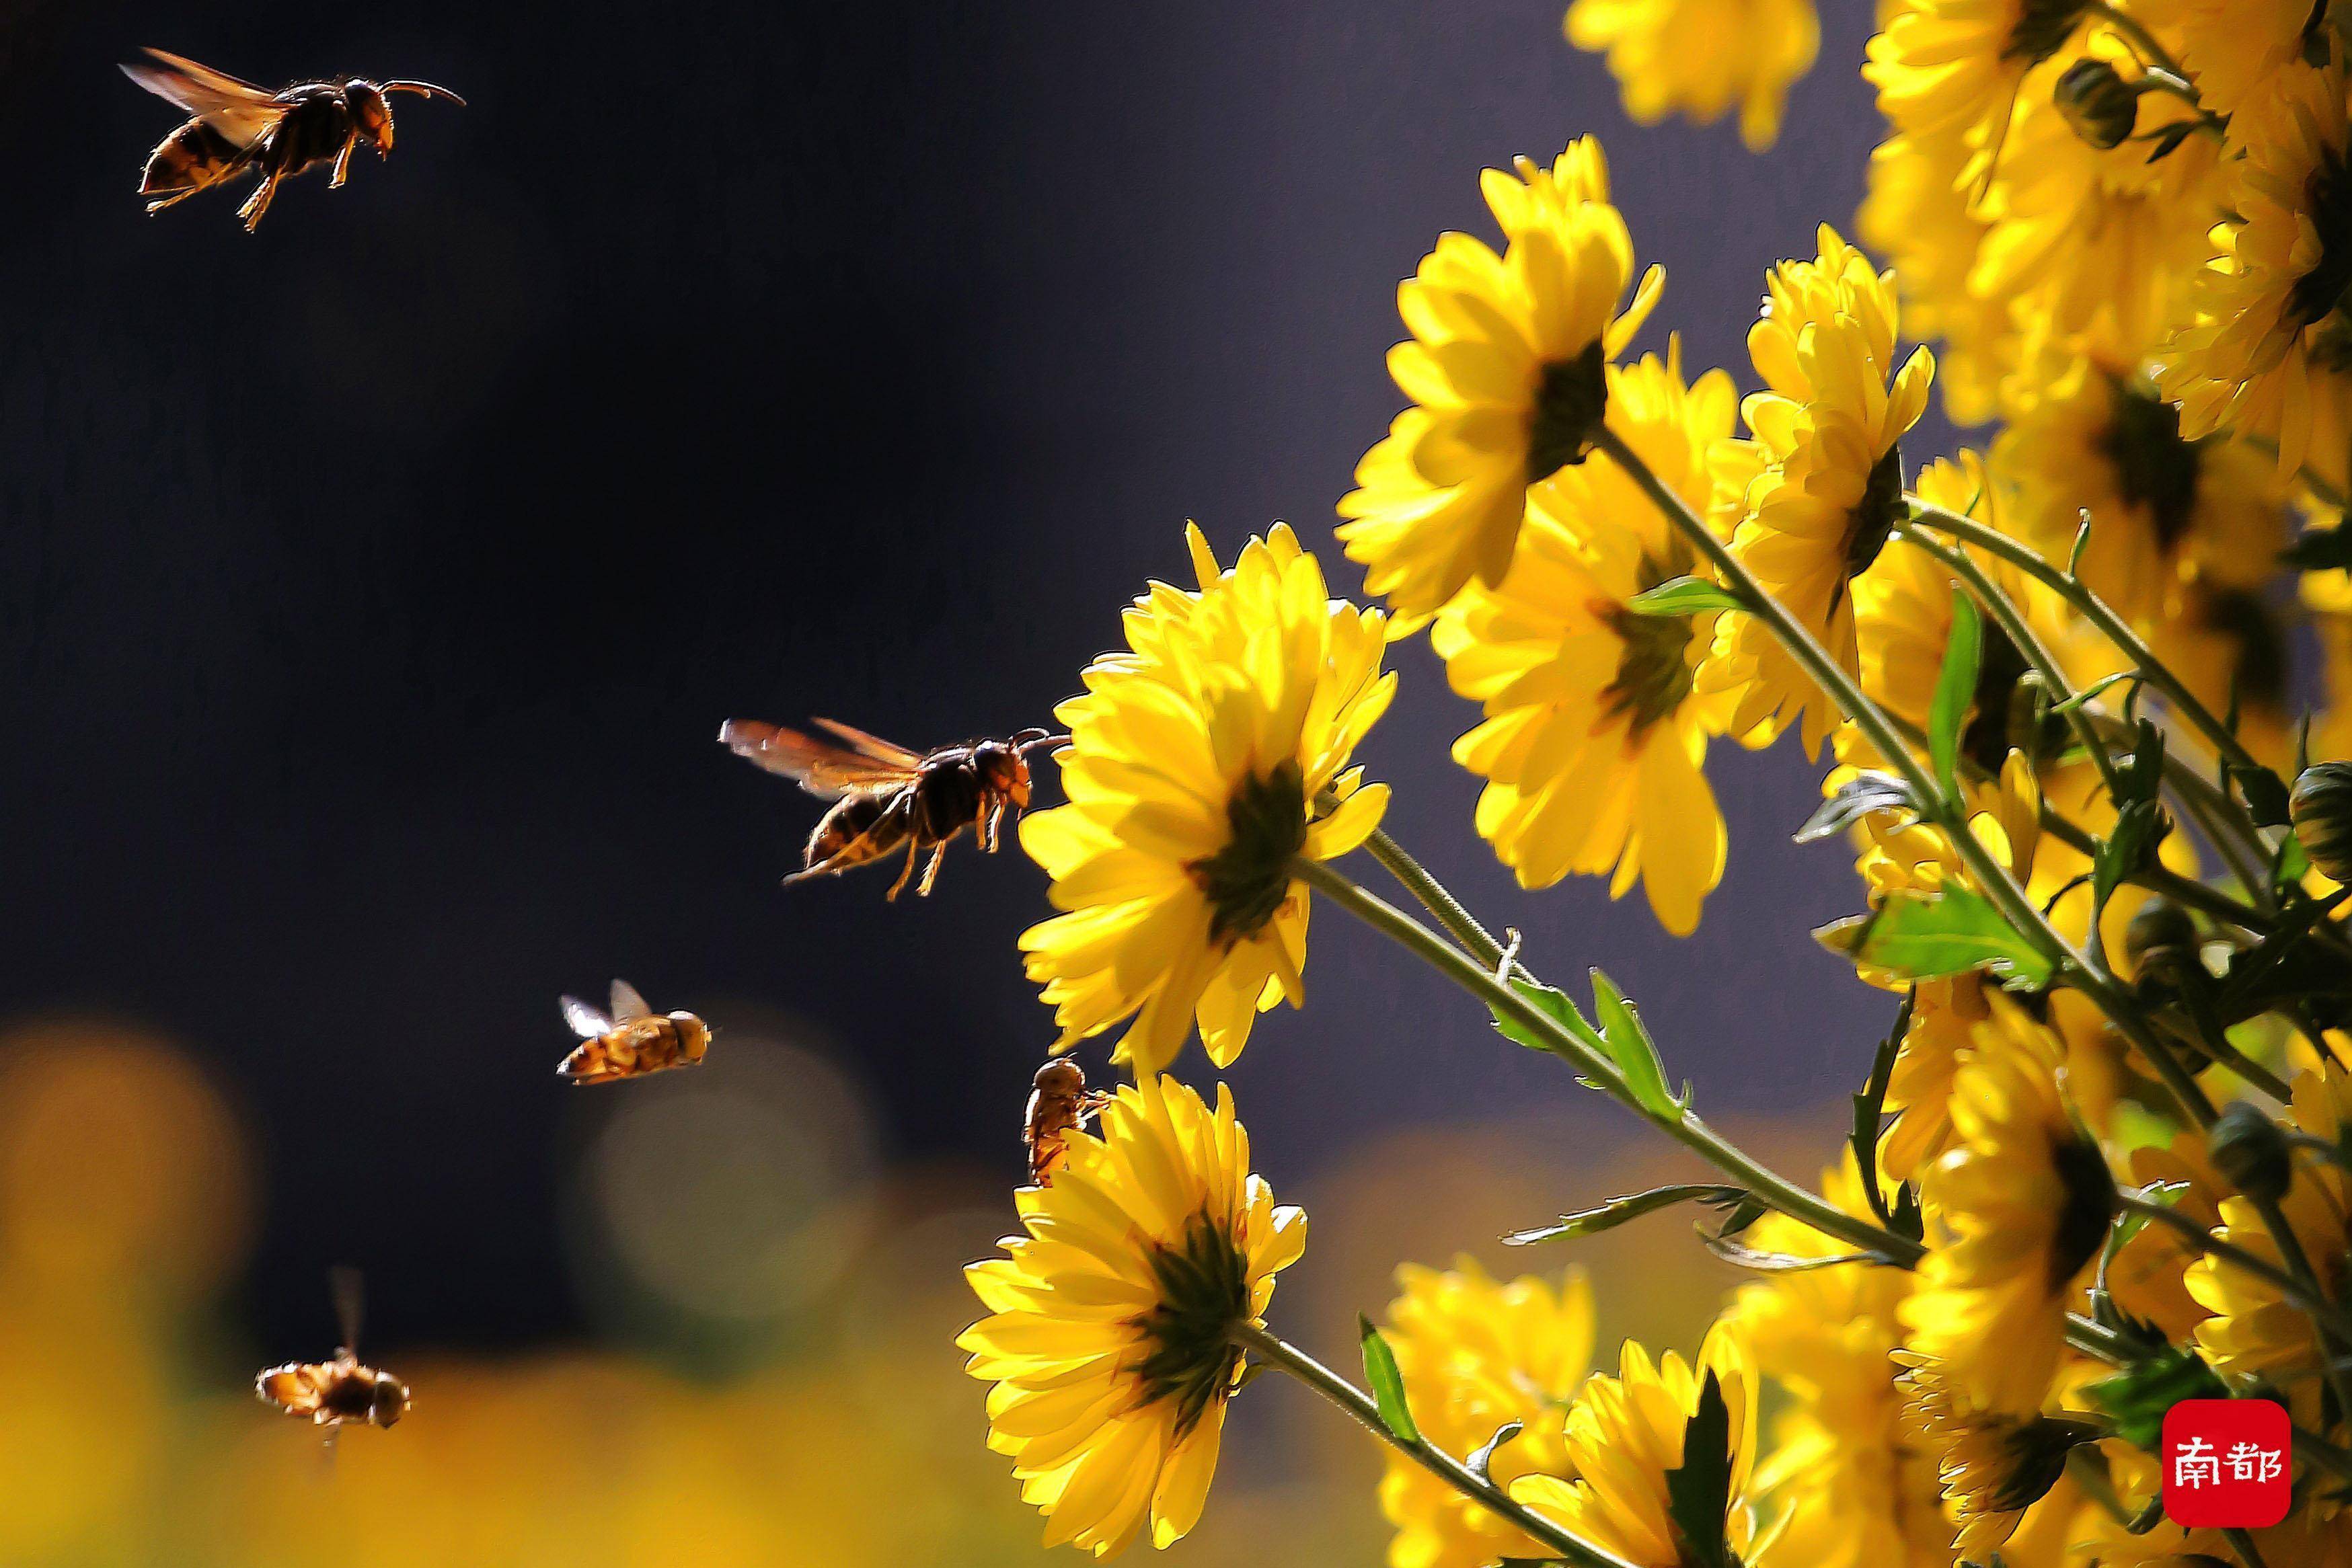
[379,81,465,105]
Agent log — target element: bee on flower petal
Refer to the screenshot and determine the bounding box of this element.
[556,979,710,1085]
[255,1268,410,1452]
[1022,1058,1110,1187]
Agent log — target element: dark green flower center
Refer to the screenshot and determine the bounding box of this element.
[1598,542,1700,738]
[1129,1210,1250,1438]
[1189,761,1308,947]
[1990,1416,2098,1512]
[1845,443,1908,581]
[1961,617,2047,777]
[2191,586,2290,716]
[2096,381,2204,555]
[1525,341,1609,484]
[2003,0,2091,63]
[2049,1134,2118,1290]
[2290,146,2352,334]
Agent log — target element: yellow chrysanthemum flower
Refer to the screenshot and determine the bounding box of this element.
[1732,1165,1950,1568]
[958,1074,1306,1558]
[1898,1001,2115,1417]
[1890,1349,2098,1560]
[1852,453,2113,777]
[1701,225,1936,758]
[1564,0,1821,151]
[1519,1335,1772,1565]
[1510,1327,1766,1568]
[1338,141,1665,630]
[2135,0,2328,116]
[1973,76,2222,375]
[1376,1259,1595,1568]
[1860,130,2015,426]
[2189,1067,2352,1425]
[1431,349,1737,934]
[1866,0,2093,153]
[1997,361,2285,625]
[1019,525,1394,1074]
[1840,752,2047,1179]
[2158,61,2352,492]
[2104,1133,2224,1341]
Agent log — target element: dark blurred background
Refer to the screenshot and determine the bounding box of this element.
[0,0,1902,1367]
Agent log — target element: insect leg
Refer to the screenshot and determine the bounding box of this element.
[238,167,283,231]
[331,134,356,188]
[915,842,949,897]
[886,833,923,900]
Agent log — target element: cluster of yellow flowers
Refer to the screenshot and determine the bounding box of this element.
[954,3,2352,1565]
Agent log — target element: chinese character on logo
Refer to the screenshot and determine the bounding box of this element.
[2163,1400,2291,1528]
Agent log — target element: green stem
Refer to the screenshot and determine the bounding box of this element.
[1896,528,2125,814]
[1361,826,1523,978]
[2088,0,2192,83]
[1870,702,2277,935]
[1293,855,1926,1267]
[2035,808,2273,933]
[1231,1321,1640,1568]
[1597,430,2214,1132]
[1904,500,2269,783]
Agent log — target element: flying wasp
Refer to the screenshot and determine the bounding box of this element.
[255,1267,410,1452]
[718,719,1063,898]
[557,979,711,1085]
[1023,1059,1110,1187]
[122,48,463,231]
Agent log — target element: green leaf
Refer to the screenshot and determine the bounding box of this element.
[1589,968,1687,1118]
[1815,887,2055,988]
[2275,830,2312,890]
[1465,1420,1523,1484]
[1357,1316,1420,1445]
[2069,508,2094,575]
[1700,1232,1901,1272]
[1490,978,1610,1058]
[2282,527,2352,572]
[1928,587,1983,804]
[1665,1372,1735,1568]
[2117,717,2165,809]
[2093,799,2169,922]
[1850,991,1912,1229]
[2049,669,2139,714]
[1626,576,1746,619]
[2085,1347,2228,1451]
[1795,771,1915,843]
[1503,1184,1747,1247]
[2232,762,2295,828]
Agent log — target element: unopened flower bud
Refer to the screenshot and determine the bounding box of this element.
[2208,1101,2293,1205]
[2291,760,2352,883]
[2053,58,2139,151]
[2123,898,2198,976]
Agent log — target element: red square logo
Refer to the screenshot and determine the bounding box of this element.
[2162,1399,2292,1528]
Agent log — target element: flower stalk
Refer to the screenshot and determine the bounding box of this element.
[1231,1320,1641,1568]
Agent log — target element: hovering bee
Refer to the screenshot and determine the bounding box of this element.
[557,979,711,1085]
[718,719,1063,899]
[122,48,463,231]
[1024,1059,1112,1187]
[255,1267,410,1451]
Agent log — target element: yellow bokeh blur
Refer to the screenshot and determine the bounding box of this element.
[0,1014,1761,1566]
